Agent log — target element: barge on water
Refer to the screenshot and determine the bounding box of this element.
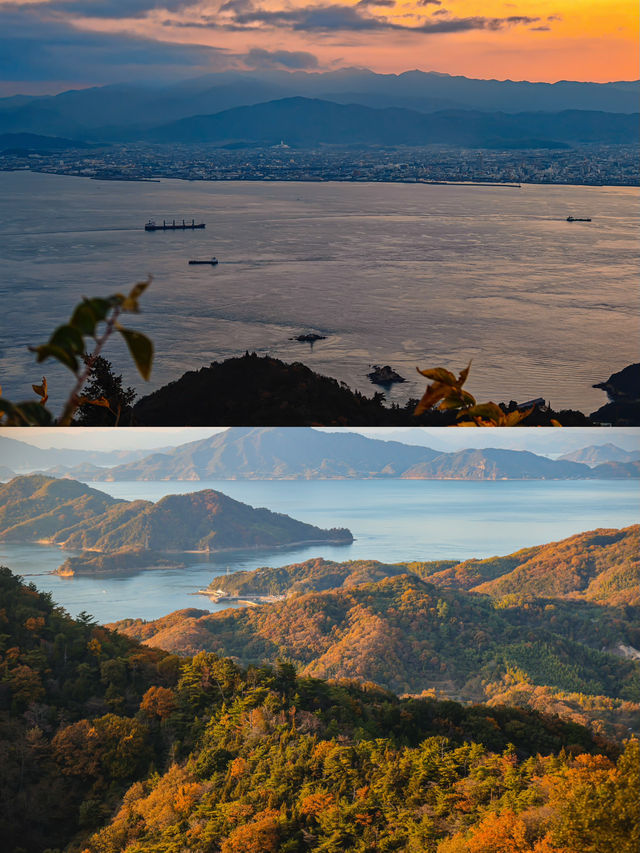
[145,219,205,231]
[189,257,218,265]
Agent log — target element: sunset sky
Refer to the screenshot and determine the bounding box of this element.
[0,0,637,94]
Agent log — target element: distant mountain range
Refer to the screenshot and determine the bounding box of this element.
[0,434,166,472]
[33,427,640,482]
[558,442,640,467]
[0,474,352,553]
[1,69,637,143]
[82,427,440,480]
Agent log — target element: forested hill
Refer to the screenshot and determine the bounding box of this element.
[208,525,640,605]
[113,572,640,723]
[0,474,352,552]
[1,566,637,853]
[113,527,640,738]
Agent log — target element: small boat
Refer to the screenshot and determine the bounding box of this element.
[566,216,592,222]
[188,257,218,265]
[145,219,205,231]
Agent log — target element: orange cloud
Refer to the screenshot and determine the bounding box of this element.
[5,0,639,82]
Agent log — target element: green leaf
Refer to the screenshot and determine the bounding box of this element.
[70,302,99,336]
[50,324,85,354]
[0,398,53,425]
[439,396,465,411]
[85,297,112,321]
[31,344,78,372]
[458,390,477,407]
[118,327,153,380]
[13,402,54,425]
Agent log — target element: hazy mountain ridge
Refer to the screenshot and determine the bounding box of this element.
[400,447,590,479]
[82,427,440,481]
[45,427,640,481]
[0,132,97,151]
[146,99,639,147]
[1,70,637,139]
[0,434,165,471]
[588,460,640,478]
[0,475,352,553]
[559,442,640,466]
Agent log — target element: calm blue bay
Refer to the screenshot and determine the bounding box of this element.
[2,478,637,624]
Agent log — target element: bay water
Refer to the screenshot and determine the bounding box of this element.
[1,172,637,412]
[1,478,637,624]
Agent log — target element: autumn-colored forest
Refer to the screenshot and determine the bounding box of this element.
[1,566,638,853]
[115,527,640,739]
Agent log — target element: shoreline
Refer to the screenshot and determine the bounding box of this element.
[2,168,637,190]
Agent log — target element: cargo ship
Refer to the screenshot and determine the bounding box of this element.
[189,257,218,265]
[566,216,591,222]
[145,219,205,231]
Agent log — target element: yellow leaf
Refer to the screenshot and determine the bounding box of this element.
[414,381,450,416]
[32,376,48,405]
[76,396,112,409]
[416,366,457,385]
[457,361,472,386]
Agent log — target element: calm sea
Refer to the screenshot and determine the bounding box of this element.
[0,172,637,412]
[2,478,637,624]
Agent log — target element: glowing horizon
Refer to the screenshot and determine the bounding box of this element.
[0,0,637,94]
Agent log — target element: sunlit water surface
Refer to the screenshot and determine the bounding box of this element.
[1,173,637,411]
